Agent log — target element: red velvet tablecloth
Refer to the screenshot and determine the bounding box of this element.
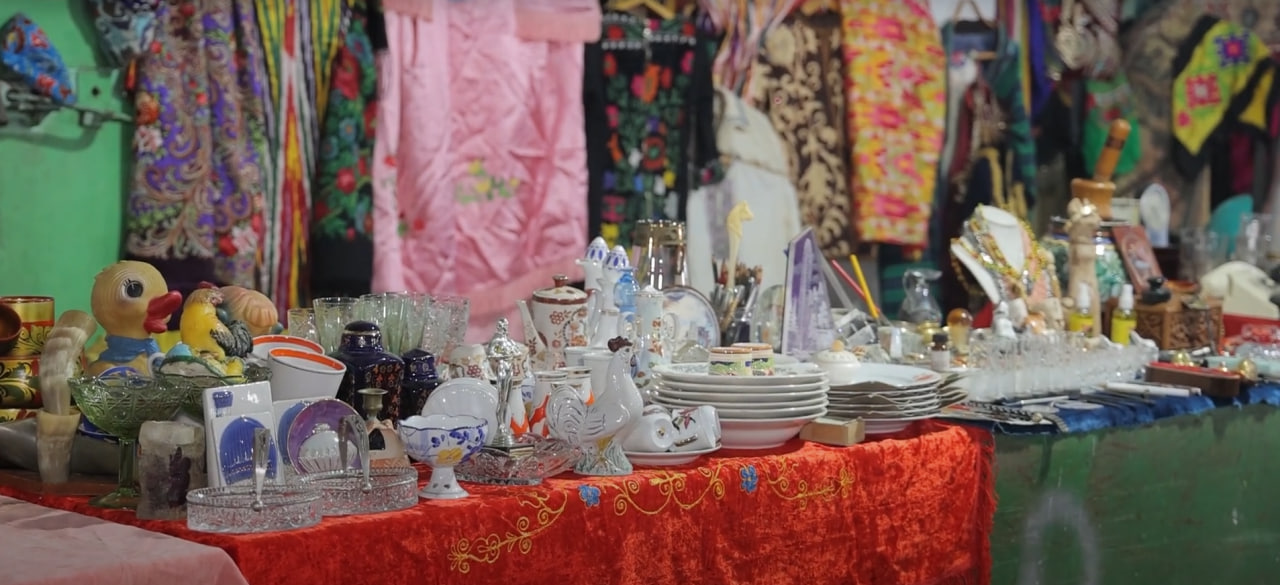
[0,422,994,585]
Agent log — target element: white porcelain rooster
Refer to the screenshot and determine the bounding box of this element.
[546,341,643,475]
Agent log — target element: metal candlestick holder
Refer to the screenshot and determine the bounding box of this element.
[357,388,386,424]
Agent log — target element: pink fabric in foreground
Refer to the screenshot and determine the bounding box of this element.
[0,496,247,585]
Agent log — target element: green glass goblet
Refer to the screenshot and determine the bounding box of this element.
[69,375,185,509]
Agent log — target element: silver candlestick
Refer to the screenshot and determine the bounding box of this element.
[485,318,523,449]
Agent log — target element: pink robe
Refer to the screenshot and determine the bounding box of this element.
[375,0,599,342]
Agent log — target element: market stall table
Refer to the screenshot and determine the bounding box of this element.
[0,495,247,585]
[971,385,1280,584]
[0,422,993,585]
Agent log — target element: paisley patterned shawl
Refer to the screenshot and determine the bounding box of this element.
[123,0,270,290]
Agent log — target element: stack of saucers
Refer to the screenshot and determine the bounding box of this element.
[826,363,943,435]
[651,362,827,450]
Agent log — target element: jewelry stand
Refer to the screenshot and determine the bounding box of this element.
[951,206,1037,327]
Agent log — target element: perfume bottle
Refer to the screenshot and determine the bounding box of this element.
[332,321,404,420]
[1067,283,1094,334]
[1110,284,1136,345]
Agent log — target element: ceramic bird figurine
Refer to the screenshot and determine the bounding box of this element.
[173,285,252,377]
[212,284,281,337]
[86,261,183,377]
[546,342,640,476]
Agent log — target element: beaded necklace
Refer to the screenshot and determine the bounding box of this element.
[953,209,1052,304]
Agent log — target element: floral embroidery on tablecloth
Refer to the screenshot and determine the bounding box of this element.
[578,484,601,507]
[739,465,759,493]
[455,159,522,204]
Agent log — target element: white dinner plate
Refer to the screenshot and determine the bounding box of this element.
[654,394,828,411]
[653,387,829,404]
[831,363,943,390]
[825,405,938,419]
[718,415,822,450]
[658,378,828,393]
[654,363,826,386]
[625,444,722,467]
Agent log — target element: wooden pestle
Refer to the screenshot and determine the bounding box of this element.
[1070,119,1132,220]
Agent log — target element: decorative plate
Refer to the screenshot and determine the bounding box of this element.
[654,362,826,386]
[275,400,312,464]
[625,444,721,467]
[286,399,358,474]
[219,416,278,485]
[662,286,720,349]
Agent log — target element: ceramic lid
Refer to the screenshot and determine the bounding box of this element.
[812,340,859,364]
[533,275,588,304]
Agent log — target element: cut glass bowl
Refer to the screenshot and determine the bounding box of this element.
[455,435,581,486]
[296,467,419,516]
[186,484,323,534]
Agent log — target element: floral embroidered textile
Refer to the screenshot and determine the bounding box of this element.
[311,0,378,298]
[840,0,947,246]
[1171,16,1274,178]
[86,0,161,68]
[124,0,269,291]
[586,12,722,248]
[0,14,75,105]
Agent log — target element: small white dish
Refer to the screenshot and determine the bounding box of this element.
[718,415,821,450]
[625,444,721,467]
[267,348,346,401]
[810,341,862,386]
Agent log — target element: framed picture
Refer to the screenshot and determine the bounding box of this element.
[1112,224,1163,292]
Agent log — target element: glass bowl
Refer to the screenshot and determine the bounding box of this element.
[455,435,580,486]
[186,484,323,534]
[158,364,271,420]
[296,467,419,516]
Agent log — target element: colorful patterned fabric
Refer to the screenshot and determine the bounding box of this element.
[85,0,161,68]
[587,12,723,249]
[255,0,347,310]
[1171,16,1274,177]
[840,0,946,247]
[123,0,270,293]
[748,11,854,259]
[1082,75,1142,179]
[310,0,377,297]
[0,14,75,105]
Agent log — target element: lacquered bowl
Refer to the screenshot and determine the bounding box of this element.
[0,304,21,356]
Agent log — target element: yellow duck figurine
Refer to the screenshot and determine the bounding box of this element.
[86,261,184,377]
[177,285,254,377]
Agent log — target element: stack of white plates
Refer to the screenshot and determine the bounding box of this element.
[652,363,828,450]
[827,363,943,435]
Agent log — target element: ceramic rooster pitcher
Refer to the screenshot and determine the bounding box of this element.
[632,287,675,390]
[519,275,589,371]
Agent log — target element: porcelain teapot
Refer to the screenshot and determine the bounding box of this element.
[518,275,589,371]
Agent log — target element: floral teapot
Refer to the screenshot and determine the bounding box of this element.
[517,275,590,371]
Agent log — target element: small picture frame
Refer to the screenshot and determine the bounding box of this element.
[1112,224,1163,293]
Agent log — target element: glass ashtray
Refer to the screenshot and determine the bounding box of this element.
[186,484,323,534]
[296,467,420,516]
[456,435,580,486]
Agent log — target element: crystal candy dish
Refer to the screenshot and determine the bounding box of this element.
[68,374,187,508]
[455,435,581,486]
[297,467,420,515]
[160,364,271,420]
[186,484,323,534]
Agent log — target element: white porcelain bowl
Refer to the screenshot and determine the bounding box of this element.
[253,335,324,361]
[718,415,820,450]
[268,348,347,401]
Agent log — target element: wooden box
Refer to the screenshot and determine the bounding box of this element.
[1134,296,1223,350]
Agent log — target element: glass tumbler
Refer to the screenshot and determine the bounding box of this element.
[434,296,471,361]
[313,297,360,354]
[287,308,318,342]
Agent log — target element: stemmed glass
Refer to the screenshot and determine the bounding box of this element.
[69,375,185,509]
[313,297,360,353]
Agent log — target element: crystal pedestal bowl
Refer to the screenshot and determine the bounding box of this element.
[69,374,185,509]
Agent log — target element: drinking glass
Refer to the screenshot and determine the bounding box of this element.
[287,308,317,342]
[1235,213,1275,269]
[1179,228,1228,281]
[434,296,471,361]
[397,293,432,354]
[313,297,360,353]
[359,292,410,354]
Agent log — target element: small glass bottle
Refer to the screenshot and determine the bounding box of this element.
[929,332,951,372]
[1067,283,1094,334]
[946,308,973,355]
[1110,284,1137,345]
[613,266,639,314]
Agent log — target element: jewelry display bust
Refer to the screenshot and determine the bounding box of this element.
[951,205,1059,329]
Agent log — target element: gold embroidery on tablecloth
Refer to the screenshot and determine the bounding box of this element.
[607,463,730,516]
[447,491,567,574]
[761,459,854,507]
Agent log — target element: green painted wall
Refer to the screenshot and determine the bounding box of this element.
[0,0,125,315]
[992,406,1280,584]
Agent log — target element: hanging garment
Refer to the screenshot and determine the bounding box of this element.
[840,0,947,247]
[584,11,723,249]
[85,0,161,89]
[255,0,347,311]
[374,0,599,342]
[310,0,379,299]
[1170,16,1275,179]
[686,88,803,296]
[0,14,76,105]
[1081,75,1143,179]
[123,0,269,300]
[747,10,853,259]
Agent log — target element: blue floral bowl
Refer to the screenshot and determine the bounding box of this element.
[398,414,487,499]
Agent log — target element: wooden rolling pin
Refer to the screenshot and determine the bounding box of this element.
[1070,119,1132,219]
